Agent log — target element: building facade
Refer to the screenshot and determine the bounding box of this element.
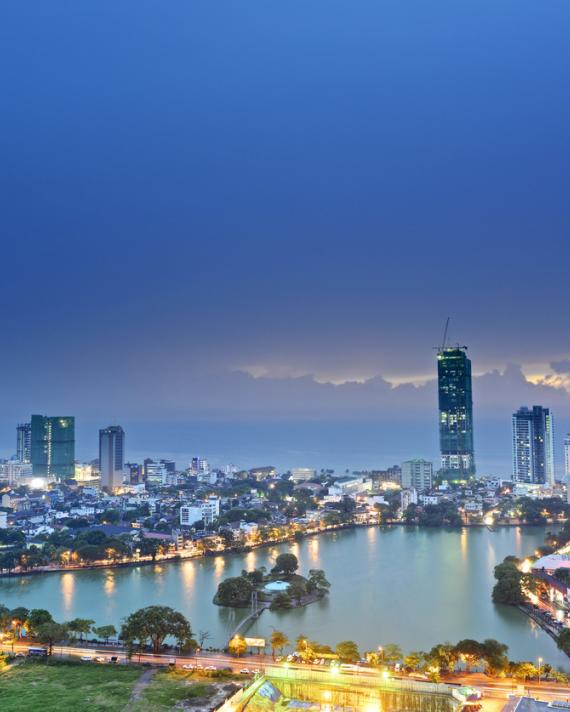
[99,425,125,491]
[16,423,32,463]
[565,433,570,479]
[437,347,475,479]
[512,406,555,485]
[30,415,75,479]
[401,459,433,493]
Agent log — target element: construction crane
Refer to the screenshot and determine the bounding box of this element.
[434,317,467,354]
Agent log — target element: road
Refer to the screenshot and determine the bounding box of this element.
[2,641,570,703]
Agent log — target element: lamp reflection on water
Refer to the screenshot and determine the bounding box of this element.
[61,573,75,616]
[104,572,116,595]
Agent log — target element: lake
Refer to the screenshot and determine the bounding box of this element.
[1,525,567,668]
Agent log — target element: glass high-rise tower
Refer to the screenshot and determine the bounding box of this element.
[437,347,475,479]
[30,414,75,479]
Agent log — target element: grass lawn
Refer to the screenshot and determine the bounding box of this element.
[0,659,142,712]
[130,670,240,712]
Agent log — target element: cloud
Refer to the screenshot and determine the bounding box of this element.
[551,360,570,374]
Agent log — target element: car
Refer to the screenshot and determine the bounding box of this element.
[182,664,195,670]
[110,656,119,664]
[205,665,217,671]
[80,655,93,662]
[251,668,261,675]
[240,668,252,675]
[95,656,106,663]
[15,652,26,658]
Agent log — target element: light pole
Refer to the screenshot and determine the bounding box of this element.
[378,646,384,663]
[538,657,542,685]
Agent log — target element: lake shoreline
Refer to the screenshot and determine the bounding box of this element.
[0,520,558,581]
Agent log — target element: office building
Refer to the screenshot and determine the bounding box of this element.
[401,459,433,493]
[512,406,555,485]
[16,423,32,463]
[437,346,475,479]
[99,426,125,491]
[565,434,570,479]
[0,511,7,529]
[30,415,75,479]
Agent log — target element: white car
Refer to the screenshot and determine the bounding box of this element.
[240,668,252,675]
[182,664,195,670]
[80,655,93,662]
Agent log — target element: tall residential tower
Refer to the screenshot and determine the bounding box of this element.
[512,406,555,485]
[437,346,475,479]
[99,425,125,491]
[16,422,32,463]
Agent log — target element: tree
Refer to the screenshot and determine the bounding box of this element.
[404,651,425,671]
[426,643,457,673]
[382,643,403,663]
[7,607,28,639]
[215,576,253,606]
[26,609,53,635]
[270,630,290,659]
[455,639,484,671]
[198,630,211,649]
[492,558,528,605]
[270,592,292,610]
[307,569,330,594]
[67,618,95,641]
[512,662,538,681]
[228,635,247,657]
[557,628,570,655]
[36,621,68,655]
[93,624,117,643]
[139,538,160,561]
[287,580,306,605]
[336,640,360,662]
[481,639,509,676]
[120,605,192,655]
[273,553,299,576]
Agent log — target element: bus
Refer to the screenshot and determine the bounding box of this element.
[28,647,48,658]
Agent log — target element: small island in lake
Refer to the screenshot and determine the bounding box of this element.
[213,553,330,610]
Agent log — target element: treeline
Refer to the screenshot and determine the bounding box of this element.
[289,635,568,682]
[0,602,195,658]
[0,527,165,573]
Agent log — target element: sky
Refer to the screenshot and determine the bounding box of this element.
[1,1,570,475]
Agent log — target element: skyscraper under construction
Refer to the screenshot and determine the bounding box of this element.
[437,346,475,479]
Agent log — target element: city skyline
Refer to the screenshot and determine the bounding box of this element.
[2,1,570,474]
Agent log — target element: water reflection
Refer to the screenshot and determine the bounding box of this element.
[213,556,225,581]
[181,561,196,594]
[104,571,116,595]
[61,573,75,616]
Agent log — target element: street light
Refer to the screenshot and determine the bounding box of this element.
[378,646,384,663]
[538,657,543,685]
